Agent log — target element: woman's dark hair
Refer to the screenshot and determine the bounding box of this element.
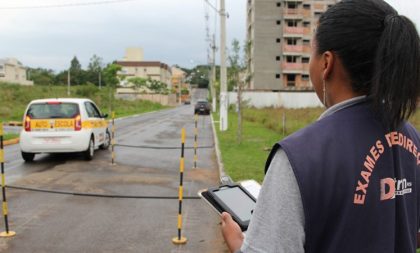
[316,0,420,129]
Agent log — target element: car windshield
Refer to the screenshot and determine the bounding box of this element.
[26,103,80,119]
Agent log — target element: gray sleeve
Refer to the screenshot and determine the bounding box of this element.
[240,149,305,253]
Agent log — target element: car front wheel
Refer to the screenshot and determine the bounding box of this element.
[22,152,35,162]
[84,137,94,161]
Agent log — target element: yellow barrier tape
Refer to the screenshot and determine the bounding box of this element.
[0,150,4,163]
[194,128,198,135]
[177,214,182,229]
[0,124,3,136]
[181,128,185,143]
[112,111,115,119]
[2,202,7,215]
[179,186,183,200]
[112,152,115,160]
[194,114,198,121]
[180,158,184,172]
[194,155,197,161]
[1,174,5,187]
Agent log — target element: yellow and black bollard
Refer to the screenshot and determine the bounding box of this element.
[0,124,16,237]
[111,111,116,165]
[172,128,187,245]
[193,114,198,169]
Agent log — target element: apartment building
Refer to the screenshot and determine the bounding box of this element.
[247,0,337,90]
[116,48,172,88]
[171,66,188,91]
[0,58,33,86]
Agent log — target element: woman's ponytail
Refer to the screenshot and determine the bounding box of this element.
[371,14,420,129]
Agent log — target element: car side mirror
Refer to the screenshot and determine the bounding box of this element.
[102,113,108,118]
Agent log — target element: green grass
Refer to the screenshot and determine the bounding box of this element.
[3,133,19,141]
[0,82,168,122]
[215,107,420,183]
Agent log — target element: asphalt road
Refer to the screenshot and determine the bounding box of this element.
[0,89,228,252]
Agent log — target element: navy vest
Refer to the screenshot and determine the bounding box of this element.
[265,101,420,253]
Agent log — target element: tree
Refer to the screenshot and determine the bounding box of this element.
[28,68,55,86]
[69,56,85,85]
[228,39,245,143]
[148,79,168,94]
[103,63,122,112]
[129,77,148,89]
[87,54,104,87]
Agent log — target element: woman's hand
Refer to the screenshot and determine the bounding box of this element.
[221,212,244,253]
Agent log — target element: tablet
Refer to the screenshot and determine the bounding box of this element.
[199,184,256,231]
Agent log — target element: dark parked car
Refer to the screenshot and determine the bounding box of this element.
[194,100,211,115]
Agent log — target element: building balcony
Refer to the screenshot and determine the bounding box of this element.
[282,62,303,71]
[283,27,311,37]
[283,45,311,54]
[283,9,303,19]
[314,3,326,11]
[283,45,303,53]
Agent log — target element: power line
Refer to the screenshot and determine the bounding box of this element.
[0,0,139,10]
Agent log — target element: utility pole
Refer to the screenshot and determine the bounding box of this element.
[219,0,228,131]
[99,71,102,89]
[67,69,71,96]
[211,34,217,113]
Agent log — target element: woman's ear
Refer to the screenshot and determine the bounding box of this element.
[322,51,334,81]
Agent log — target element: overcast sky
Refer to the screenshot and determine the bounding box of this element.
[0,0,418,72]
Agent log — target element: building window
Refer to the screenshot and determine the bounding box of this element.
[287,74,296,87]
[276,20,281,25]
[286,56,298,63]
[303,21,310,27]
[303,39,310,45]
[287,2,297,9]
[303,4,311,9]
[302,57,310,63]
[287,38,298,45]
[276,38,281,43]
[276,56,281,61]
[287,20,298,27]
[275,74,281,79]
[302,75,310,81]
[276,2,281,7]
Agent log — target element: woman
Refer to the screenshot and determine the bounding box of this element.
[221,0,420,252]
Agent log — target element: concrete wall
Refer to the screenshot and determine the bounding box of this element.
[228,91,323,108]
[116,91,177,106]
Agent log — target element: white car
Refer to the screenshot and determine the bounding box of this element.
[20,98,111,162]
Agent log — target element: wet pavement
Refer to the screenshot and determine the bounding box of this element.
[0,89,228,252]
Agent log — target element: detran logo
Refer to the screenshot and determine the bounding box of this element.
[380,178,412,201]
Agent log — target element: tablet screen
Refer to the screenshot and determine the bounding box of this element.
[213,187,256,222]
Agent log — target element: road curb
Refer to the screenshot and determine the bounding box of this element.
[210,114,227,182]
[3,138,19,146]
